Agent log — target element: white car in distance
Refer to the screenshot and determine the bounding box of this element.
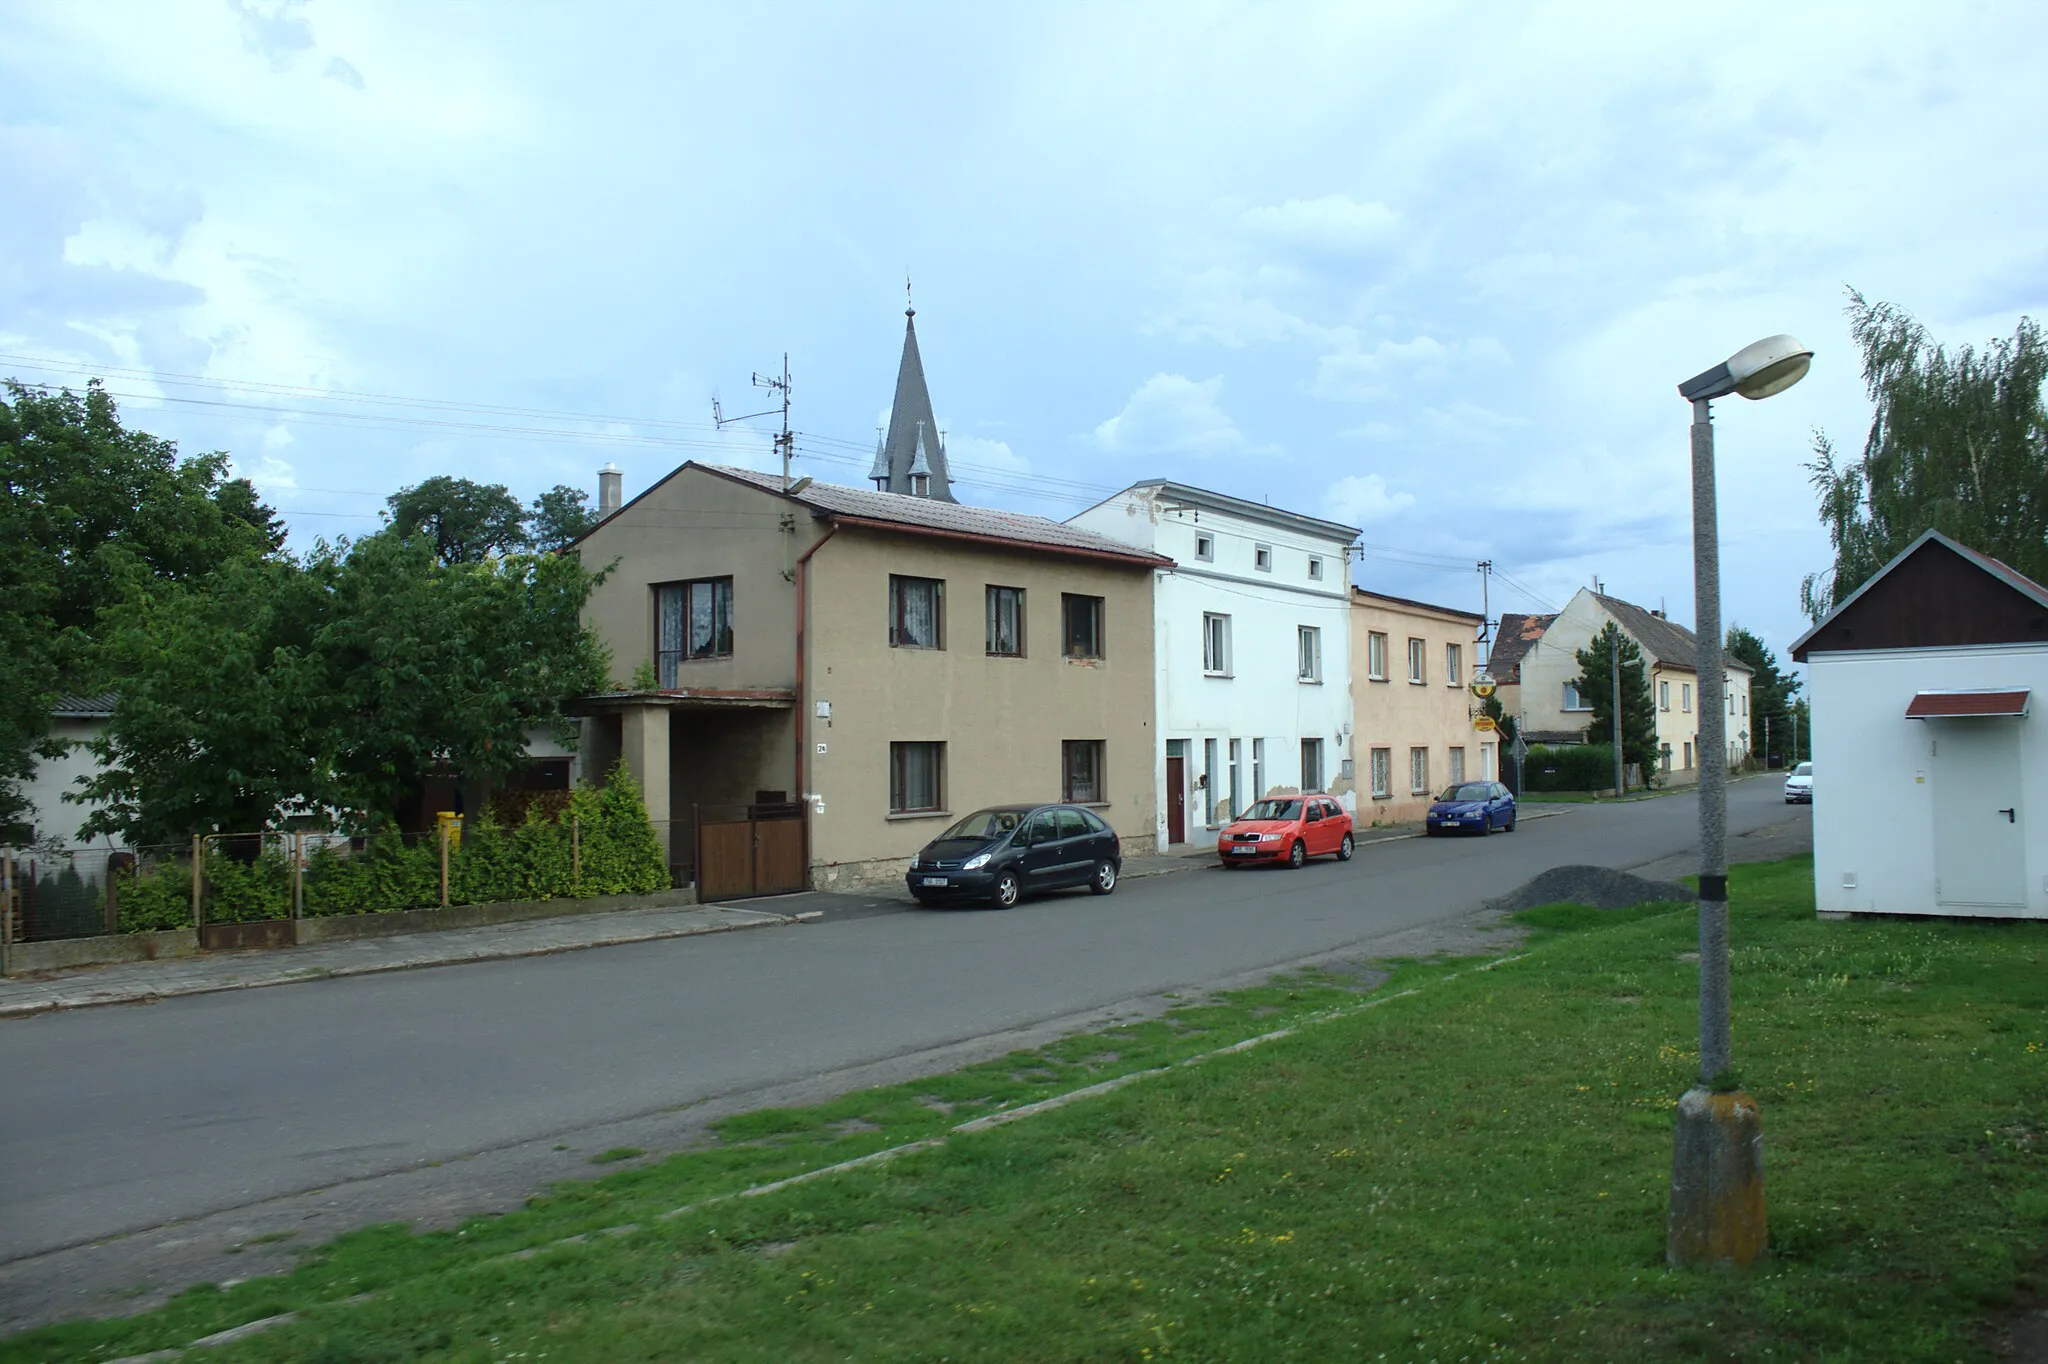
[1783,761,1813,804]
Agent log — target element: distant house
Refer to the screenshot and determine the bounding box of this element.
[1350,590,1488,823]
[1490,588,1753,782]
[1065,482,1358,847]
[1792,530,2048,920]
[16,694,117,847]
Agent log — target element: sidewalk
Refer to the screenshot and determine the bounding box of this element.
[0,902,799,1020]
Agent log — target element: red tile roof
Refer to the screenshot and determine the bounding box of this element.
[1904,689,2030,718]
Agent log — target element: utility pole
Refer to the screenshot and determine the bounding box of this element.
[1475,560,1494,671]
[1764,715,1771,770]
[1791,706,1799,765]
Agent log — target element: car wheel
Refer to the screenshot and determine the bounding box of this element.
[1220,859,1239,869]
[1090,860,1117,895]
[991,871,1021,909]
[1505,815,1517,833]
[1425,826,1439,838]
[1288,839,1307,869]
[1336,833,1355,861]
[1479,815,1492,836]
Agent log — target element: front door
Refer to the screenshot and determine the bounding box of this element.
[1933,719,2027,909]
[1166,755,1187,844]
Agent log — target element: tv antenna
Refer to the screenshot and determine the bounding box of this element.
[712,352,793,490]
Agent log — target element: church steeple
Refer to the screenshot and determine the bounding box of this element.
[872,303,955,501]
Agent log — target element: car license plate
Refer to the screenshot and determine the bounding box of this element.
[1230,846,1258,855]
[1440,819,1460,827]
[922,877,949,887]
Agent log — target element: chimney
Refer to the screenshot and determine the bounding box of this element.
[597,463,623,519]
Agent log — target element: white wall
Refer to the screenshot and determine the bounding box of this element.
[20,717,115,848]
[1809,642,2048,918]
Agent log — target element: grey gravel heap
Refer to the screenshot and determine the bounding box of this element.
[1486,864,1692,914]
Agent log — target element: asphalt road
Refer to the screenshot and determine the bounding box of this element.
[0,778,1804,1319]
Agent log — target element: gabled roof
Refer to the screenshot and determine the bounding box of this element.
[1794,528,2048,659]
[1591,592,1750,675]
[1350,587,1484,623]
[1487,613,1555,684]
[873,309,955,501]
[1073,480,1360,546]
[705,465,1171,567]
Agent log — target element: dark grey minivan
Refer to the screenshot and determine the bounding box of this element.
[906,804,1122,908]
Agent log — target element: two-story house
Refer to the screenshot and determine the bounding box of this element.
[1489,587,1754,782]
[1066,482,1359,849]
[1349,590,1489,823]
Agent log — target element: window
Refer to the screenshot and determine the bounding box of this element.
[1563,681,1592,712]
[1297,625,1322,682]
[1370,747,1392,798]
[1061,593,1105,659]
[1659,680,1670,711]
[1301,737,1324,791]
[1058,808,1090,839]
[1307,555,1324,580]
[1662,742,1673,772]
[1254,544,1273,572]
[1195,533,1214,562]
[1252,737,1265,800]
[1682,683,1693,713]
[1368,631,1388,680]
[1227,738,1242,820]
[1409,746,1429,795]
[1204,737,1219,824]
[889,575,944,649]
[1203,612,1232,674]
[985,585,1025,657]
[1062,740,1105,803]
[1407,637,1426,684]
[1741,692,1748,715]
[1446,643,1462,687]
[655,577,734,683]
[1683,741,1694,770]
[1449,746,1466,784]
[889,741,944,813]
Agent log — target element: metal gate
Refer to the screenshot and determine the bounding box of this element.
[694,801,808,902]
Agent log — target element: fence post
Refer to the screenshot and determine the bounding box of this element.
[191,834,204,929]
[572,815,581,894]
[105,852,119,936]
[440,822,450,909]
[291,832,304,923]
[2,849,13,976]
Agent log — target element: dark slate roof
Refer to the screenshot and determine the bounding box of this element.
[1594,593,1751,674]
[872,310,955,501]
[1487,613,1555,684]
[52,693,116,717]
[1351,587,1483,622]
[707,466,1172,566]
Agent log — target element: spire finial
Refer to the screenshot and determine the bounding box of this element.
[905,271,914,318]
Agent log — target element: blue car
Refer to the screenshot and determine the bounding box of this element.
[1425,780,1517,836]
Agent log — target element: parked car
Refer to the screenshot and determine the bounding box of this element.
[1425,781,1517,836]
[906,804,1121,908]
[1783,761,1813,804]
[1217,795,1355,868]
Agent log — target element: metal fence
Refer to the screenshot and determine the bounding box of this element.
[0,842,194,944]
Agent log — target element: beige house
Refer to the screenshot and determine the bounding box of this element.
[1490,588,1753,784]
[571,462,1165,891]
[1350,589,1488,825]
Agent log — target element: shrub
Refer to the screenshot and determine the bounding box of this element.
[1523,743,1618,792]
[302,832,439,917]
[116,861,196,933]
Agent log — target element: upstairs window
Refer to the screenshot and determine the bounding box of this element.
[1563,681,1592,711]
[1254,544,1273,572]
[1297,625,1322,682]
[1368,631,1388,680]
[1682,682,1693,713]
[1203,612,1232,675]
[1195,533,1214,562]
[655,577,734,685]
[1659,680,1671,711]
[1307,555,1324,580]
[1062,593,1105,659]
[1446,642,1462,687]
[986,585,1025,657]
[889,575,944,649]
[1407,637,1426,684]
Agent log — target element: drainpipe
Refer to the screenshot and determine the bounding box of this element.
[793,522,840,808]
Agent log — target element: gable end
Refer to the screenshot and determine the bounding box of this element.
[1794,536,2048,660]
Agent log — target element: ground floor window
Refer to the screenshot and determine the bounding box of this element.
[1409,746,1429,795]
[1301,737,1324,791]
[890,742,944,813]
[1063,740,1105,804]
[1369,747,1392,798]
[1251,737,1265,800]
[1662,742,1673,772]
[1448,746,1466,784]
[1683,741,1694,770]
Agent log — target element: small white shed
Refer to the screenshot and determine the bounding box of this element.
[1792,530,2048,919]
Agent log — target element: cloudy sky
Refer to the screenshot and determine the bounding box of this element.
[7,1,2047,669]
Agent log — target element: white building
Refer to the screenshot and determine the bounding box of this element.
[1068,482,1359,849]
[1792,530,2048,920]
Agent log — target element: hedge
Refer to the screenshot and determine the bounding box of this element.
[1521,743,1618,792]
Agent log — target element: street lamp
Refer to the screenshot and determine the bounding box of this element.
[1667,333,1812,1269]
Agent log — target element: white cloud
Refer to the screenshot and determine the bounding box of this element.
[943,430,1030,476]
[323,56,365,90]
[1323,473,1416,525]
[1238,194,1400,257]
[1091,374,1250,456]
[1312,336,1510,401]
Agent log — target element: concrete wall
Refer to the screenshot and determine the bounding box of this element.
[1350,593,1487,824]
[21,716,114,847]
[1809,642,2048,918]
[803,527,1157,885]
[1067,488,1355,846]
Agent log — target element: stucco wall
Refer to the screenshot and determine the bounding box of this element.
[1350,595,1487,824]
[1809,643,2047,918]
[21,717,112,846]
[803,528,1157,883]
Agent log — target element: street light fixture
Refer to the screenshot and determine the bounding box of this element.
[1667,333,1811,1271]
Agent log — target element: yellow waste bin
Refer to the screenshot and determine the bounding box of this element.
[436,811,463,851]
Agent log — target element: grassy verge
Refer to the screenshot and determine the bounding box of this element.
[7,856,2045,1362]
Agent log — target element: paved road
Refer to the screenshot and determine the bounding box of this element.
[0,778,1803,1324]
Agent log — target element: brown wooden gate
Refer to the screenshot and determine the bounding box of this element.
[694,801,808,902]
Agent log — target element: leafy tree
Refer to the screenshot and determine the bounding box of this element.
[1573,623,1659,788]
[1725,625,1803,769]
[0,379,281,836]
[529,484,599,552]
[386,475,530,564]
[1802,291,2048,618]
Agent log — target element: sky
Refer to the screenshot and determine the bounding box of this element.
[6,1,2048,674]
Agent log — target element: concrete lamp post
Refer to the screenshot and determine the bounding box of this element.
[1667,333,1812,1270]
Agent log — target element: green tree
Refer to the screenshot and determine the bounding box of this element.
[1725,625,1802,769]
[1802,291,2048,619]
[528,484,599,552]
[0,380,282,836]
[1573,623,1659,789]
[386,475,530,564]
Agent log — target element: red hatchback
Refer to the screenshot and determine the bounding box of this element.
[1217,795,1355,869]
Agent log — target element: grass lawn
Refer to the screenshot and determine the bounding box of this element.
[7,855,2045,1362]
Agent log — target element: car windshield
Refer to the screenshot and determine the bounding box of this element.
[1439,783,1494,802]
[1241,799,1303,821]
[937,809,1024,841]
[1792,763,1812,777]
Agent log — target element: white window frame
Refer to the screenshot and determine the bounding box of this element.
[1297,625,1322,683]
[1682,683,1693,713]
[1407,637,1426,685]
[1368,631,1388,681]
[1202,612,1232,676]
[1409,746,1429,795]
[1369,747,1392,799]
[1445,642,1462,687]
[1300,737,1324,791]
[1448,746,1466,784]
[1563,681,1592,712]
[1659,679,1670,711]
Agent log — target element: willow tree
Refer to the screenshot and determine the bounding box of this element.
[1802,292,2048,618]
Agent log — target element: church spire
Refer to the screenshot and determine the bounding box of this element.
[875,304,955,501]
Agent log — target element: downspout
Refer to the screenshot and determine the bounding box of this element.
[794,521,840,812]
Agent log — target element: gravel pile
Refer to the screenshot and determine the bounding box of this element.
[1486,864,1693,914]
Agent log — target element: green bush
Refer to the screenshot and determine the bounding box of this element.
[116,861,196,933]
[302,833,439,917]
[202,846,295,923]
[1523,743,1617,792]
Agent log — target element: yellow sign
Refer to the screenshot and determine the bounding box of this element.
[1469,671,1497,699]
[1472,715,1498,733]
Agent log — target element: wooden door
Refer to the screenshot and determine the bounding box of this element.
[1166,756,1187,844]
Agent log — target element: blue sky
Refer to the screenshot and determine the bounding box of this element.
[6,1,2047,671]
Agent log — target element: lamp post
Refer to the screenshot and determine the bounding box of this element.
[1668,333,1812,1270]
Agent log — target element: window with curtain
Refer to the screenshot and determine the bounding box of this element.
[1370,747,1392,798]
[1063,594,1105,658]
[1448,747,1466,784]
[889,742,944,813]
[1409,746,1429,794]
[986,585,1024,657]
[655,576,734,684]
[889,576,944,649]
[1062,740,1105,803]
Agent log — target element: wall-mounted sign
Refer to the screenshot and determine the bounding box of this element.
[1473,715,1498,733]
